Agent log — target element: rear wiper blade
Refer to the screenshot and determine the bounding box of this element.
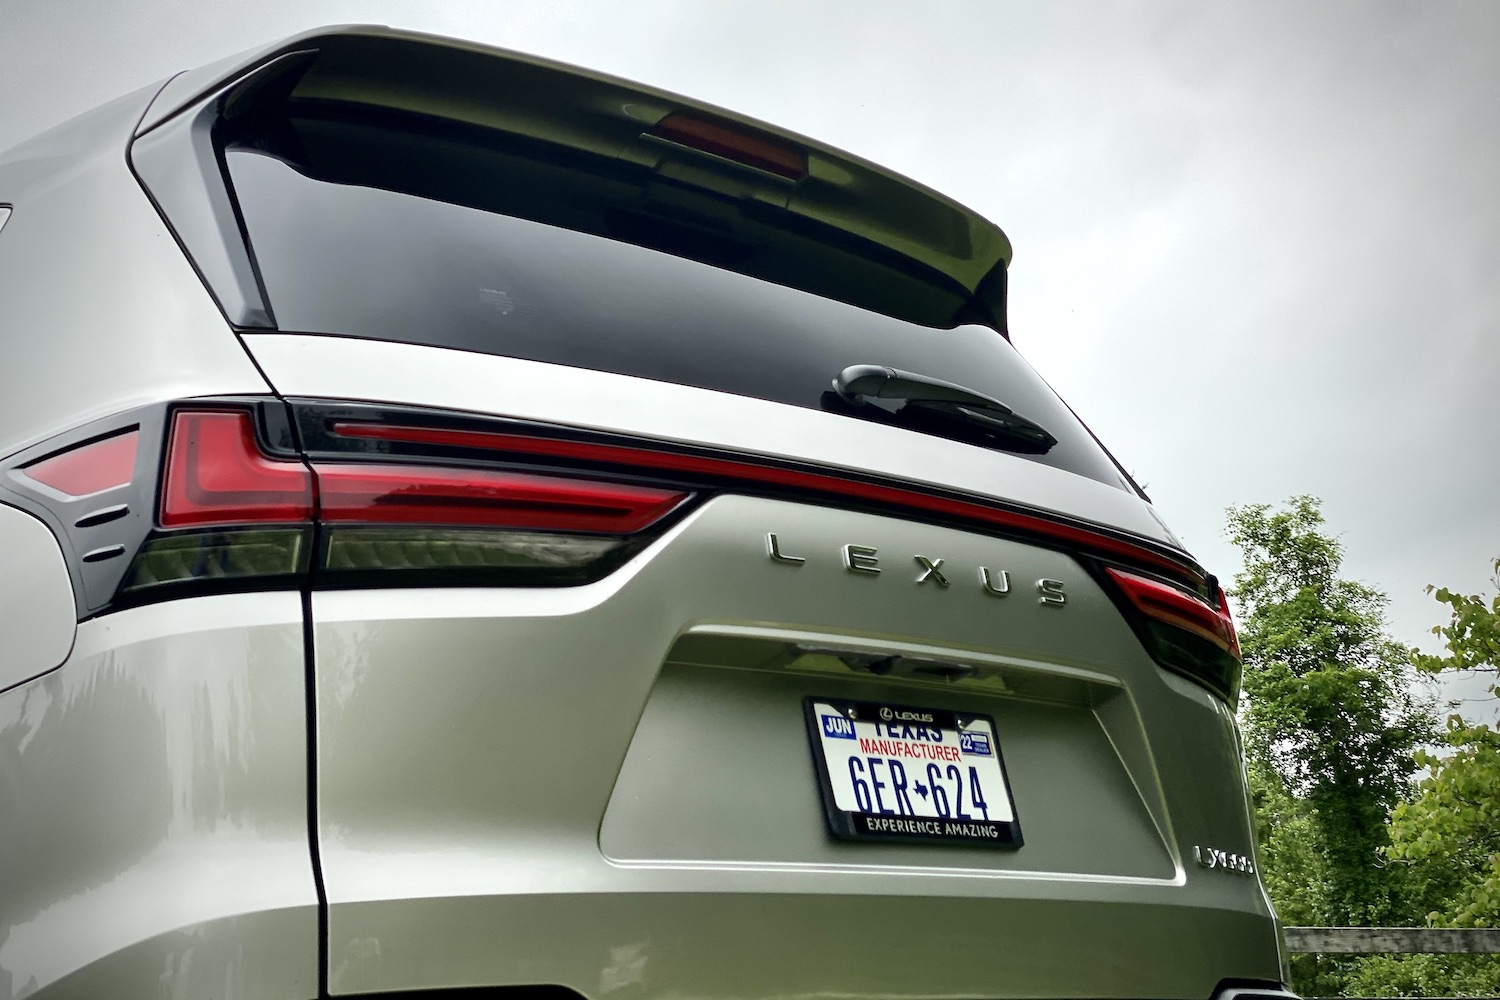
[831,364,1058,454]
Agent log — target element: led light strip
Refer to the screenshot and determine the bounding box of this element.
[331,421,1208,589]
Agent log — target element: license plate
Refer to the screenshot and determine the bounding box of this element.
[804,697,1022,848]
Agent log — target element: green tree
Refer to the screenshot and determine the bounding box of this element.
[1227,497,1435,932]
[1246,756,1329,927]
[1363,558,1500,995]
[1344,952,1500,998]
[1391,558,1500,928]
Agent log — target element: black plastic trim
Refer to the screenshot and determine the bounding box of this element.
[301,585,330,999]
[129,54,322,329]
[0,405,165,617]
[74,503,130,528]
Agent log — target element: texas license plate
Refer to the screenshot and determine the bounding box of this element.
[804,697,1022,848]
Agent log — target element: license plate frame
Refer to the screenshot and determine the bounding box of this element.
[803,696,1023,848]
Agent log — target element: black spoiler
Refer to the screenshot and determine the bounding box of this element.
[134,25,1014,334]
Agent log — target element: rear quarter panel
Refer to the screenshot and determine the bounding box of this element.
[0,594,317,999]
[0,80,269,462]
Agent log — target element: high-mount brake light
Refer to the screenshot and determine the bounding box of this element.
[20,430,139,497]
[1105,567,1242,701]
[330,421,1206,590]
[649,112,807,180]
[160,411,313,527]
[314,463,687,533]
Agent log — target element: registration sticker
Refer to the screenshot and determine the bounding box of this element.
[804,698,1022,848]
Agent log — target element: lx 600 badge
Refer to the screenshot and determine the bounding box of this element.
[766,532,1067,606]
[1194,845,1256,875]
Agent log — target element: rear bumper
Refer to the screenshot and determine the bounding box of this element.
[325,886,1282,998]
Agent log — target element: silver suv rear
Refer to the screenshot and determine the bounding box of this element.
[0,25,1291,1000]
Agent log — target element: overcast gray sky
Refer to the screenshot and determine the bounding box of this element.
[3,0,1496,712]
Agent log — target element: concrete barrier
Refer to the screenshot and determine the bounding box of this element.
[1286,926,1500,954]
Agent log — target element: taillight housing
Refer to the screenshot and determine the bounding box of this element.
[122,410,315,597]
[118,405,692,600]
[1104,567,1242,702]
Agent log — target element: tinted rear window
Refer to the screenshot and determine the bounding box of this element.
[227,149,1131,491]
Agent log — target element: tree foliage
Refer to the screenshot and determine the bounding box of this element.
[1228,500,1500,995]
[1246,756,1329,927]
[1386,559,1500,931]
[1227,496,1435,928]
[1411,561,1500,680]
[1343,953,1500,997]
[1351,559,1500,994]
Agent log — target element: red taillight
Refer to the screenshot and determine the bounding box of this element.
[331,421,1206,589]
[649,112,807,180]
[1216,587,1242,661]
[20,405,702,612]
[1105,567,1240,660]
[315,463,687,533]
[21,429,138,497]
[160,411,686,536]
[160,411,313,527]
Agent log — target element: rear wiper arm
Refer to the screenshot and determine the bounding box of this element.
[832,364,1058,453]
[835,364,1012,409]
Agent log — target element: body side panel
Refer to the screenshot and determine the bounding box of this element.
[0,593,317,999]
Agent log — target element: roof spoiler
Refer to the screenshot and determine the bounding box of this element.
[134,26,1013,334]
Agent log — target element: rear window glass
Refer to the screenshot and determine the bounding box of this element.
[226,149,1131,491]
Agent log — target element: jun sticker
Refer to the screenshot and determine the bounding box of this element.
[821,713,856,740]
